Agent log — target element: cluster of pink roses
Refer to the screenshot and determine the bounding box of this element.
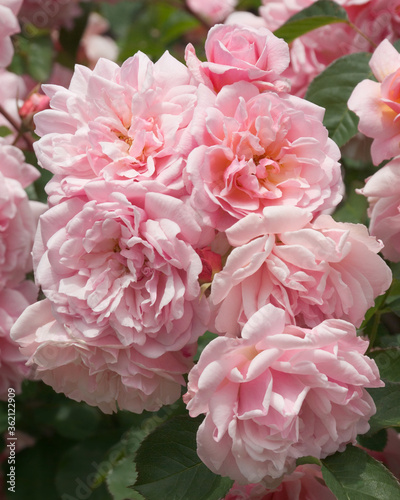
[11,23,390,487]
[349,39,400,262]
[227,0,400,96]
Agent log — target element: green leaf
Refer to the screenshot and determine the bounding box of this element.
[367,382,400,435]
[107,458,144,500]
[296,455,322,466]
[357,428,388,452]
[100,0,145,39]
[369,349,400,383]
[305,52,373,147]
[105,426,147,500]
[321,445,400,499]
[11,35,54,82]
[274,0,348,44]
[332,181,369,224]
[0,126,12,137]
[133,415,233,500]
[24,36,53,82]
[194,331,218,362]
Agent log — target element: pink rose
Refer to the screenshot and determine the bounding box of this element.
[348,39,400,165]
[210,206,392,336]
[0,140,46,288]
[0,70,26,137]
[34,51,198,204]
[0,281,38,399]
[11,299,194,413]
[347,1,400,54]
[186,0,238,23]
[224,464,336,499]
[257,1,400,97]
[184,304,383,484]
[260,0,315,32]
[358,157,400,262]
[0,0,22,68]
[186,83,342,231]
[33,189,209,357]
[185,24,290,93]
[78,12,119,69]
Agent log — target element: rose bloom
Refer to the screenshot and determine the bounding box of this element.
[348,39,400,165]
[210,206,392,336]
[186,0,238,23]
[33,188,210,357]
[185,82,342,231]
[11,298,195,413]
[358,157,400,262]
[185,24,290,93]
[0,281,38,399]
[184,304,383,484]
[78,12,119,69]
[256,0,400,96]
[0,0,22,68]
[224,464,336,499]
[0,140,46,289]
[33,51,198,205]
[0,70,26,139]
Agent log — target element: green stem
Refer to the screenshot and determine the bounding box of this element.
[366,310,382,354]
[0,104,34,150]
[347,21,377,49]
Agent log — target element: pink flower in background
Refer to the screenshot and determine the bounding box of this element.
[185,24,290,93]
[348,39,400,165]
[259,0,314,32]
[186,82,342,231]
[0,0,22,68]
[0,140,46,289]
[224,464,336,499]
[184,304,383,484]
[33,189,209,357]
[11,299,194,413]
[347,0,400,54]
[282,24,356,96]
[210,207,391,337]
[0,70,26,139]
[0,281,37,399]
[34,51,198,204]
[186,0,238,24]
[358,157,400,262]
[78,12,119,68]
[253,0,400,96]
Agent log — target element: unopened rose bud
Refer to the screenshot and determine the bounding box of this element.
[19,93,50,125]
[196,247,222,284]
